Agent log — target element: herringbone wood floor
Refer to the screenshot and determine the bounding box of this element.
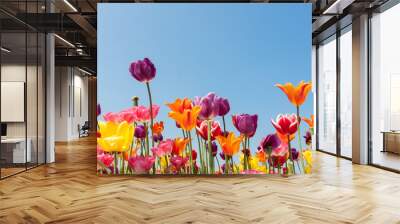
[1,137,400,224]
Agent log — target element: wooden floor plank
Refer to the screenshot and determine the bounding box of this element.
[0,136,399,223]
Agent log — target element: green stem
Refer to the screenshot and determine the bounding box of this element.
[196,132,204,174]
[225,154,229,174]
[247,137,251,170]
[164,155,169,173]
[222,116,227,134]
[144,123,150,156]
[114,152,117,175]
[146,82,154,147]
[187,130,194,174]
[207,120,213,174]
[216,156,221,174]
[297,106,305,173]
[287,135,295,175]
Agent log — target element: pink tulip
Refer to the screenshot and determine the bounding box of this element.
[122,105,160,122]
[97,153,114,167]
[151,139,173,157]
[170,156,189,170]
[103,112,122,123]
[240,170,264,174]
[271,114,298,136]
[128,156,155,174]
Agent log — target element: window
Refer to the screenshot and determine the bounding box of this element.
[370,3,400,171]
[317,35,337,154]
[339,27,352,158]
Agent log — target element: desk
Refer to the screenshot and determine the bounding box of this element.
[1,138,31,163]
[381,131,400,154]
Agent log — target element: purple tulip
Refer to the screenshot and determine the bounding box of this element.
[129,58,156,83]
[194,92,230,120]
[304,131,312,145]
[97,104,101,116]
[153,133,163,143]
[194,93,218,120]
[212,141,218,157]
[221,163,226,173]
[259,134,280,151]
[215,96,230,116]
[219,152,225,160]
[134,125,146,139]
[291,148,299,160]
[232,114,258,137]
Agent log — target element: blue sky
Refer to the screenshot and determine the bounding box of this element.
[98,3,312,151]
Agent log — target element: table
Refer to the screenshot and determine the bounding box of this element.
[1,138,31,164]
[381,131,400,154]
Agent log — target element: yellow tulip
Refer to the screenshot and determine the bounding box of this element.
[98,121,134,152]
[302,150,312,165]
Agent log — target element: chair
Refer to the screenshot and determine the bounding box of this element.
[79,121,90,138]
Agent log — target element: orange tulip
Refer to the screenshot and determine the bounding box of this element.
[276,81,312,107]
[168,106,201,131]
[302,115,314,128]
[152,121,164,135]
[216,132,243,156]
[276,132,295,144]
[166,98,193,113]
[256,149,267,163]
[172,137,190,155]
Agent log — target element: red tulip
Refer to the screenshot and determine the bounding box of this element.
[196,120,222,141]
[271,114,298,136]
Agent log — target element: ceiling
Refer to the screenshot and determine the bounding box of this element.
[0,0,392,75]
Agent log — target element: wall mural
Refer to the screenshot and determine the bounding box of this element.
[97,4,313,176]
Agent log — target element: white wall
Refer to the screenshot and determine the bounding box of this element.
[55,67,89,141]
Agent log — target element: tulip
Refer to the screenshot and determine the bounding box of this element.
[170,155,189,170]
[215,96,230,116]
[129,58,156,83]
[302,115,314,128]
[211,142,218,157]
[103,112,123,123]
[259,134,280,151]
[152,121,164,135]
[270,144,289,169]
[196,120,222,141]
[302,150,313,174]
[128,156,155,174]
[291,148,299,160]
[191,150,197,160]
[256,149,267,163]
[121,105,160,123]
[219,151,225,160]
[193,93,219,120]
[134,125,146,139]
[168,106,201,131]
[302,150,312,165]
[232,114,258,137]
[97,121,134,152]
[304,131,312,146]
[97,104,101,116]
[215,132,243,157]
[271,114,298,137]
[166,98,193,113]
[275,81,312,107]
[276,132,295,144]
[172,137,189,155]
[241,170,264,174]
[153,133,163,143]
[151,139,173,157]
[97,153,114,167]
